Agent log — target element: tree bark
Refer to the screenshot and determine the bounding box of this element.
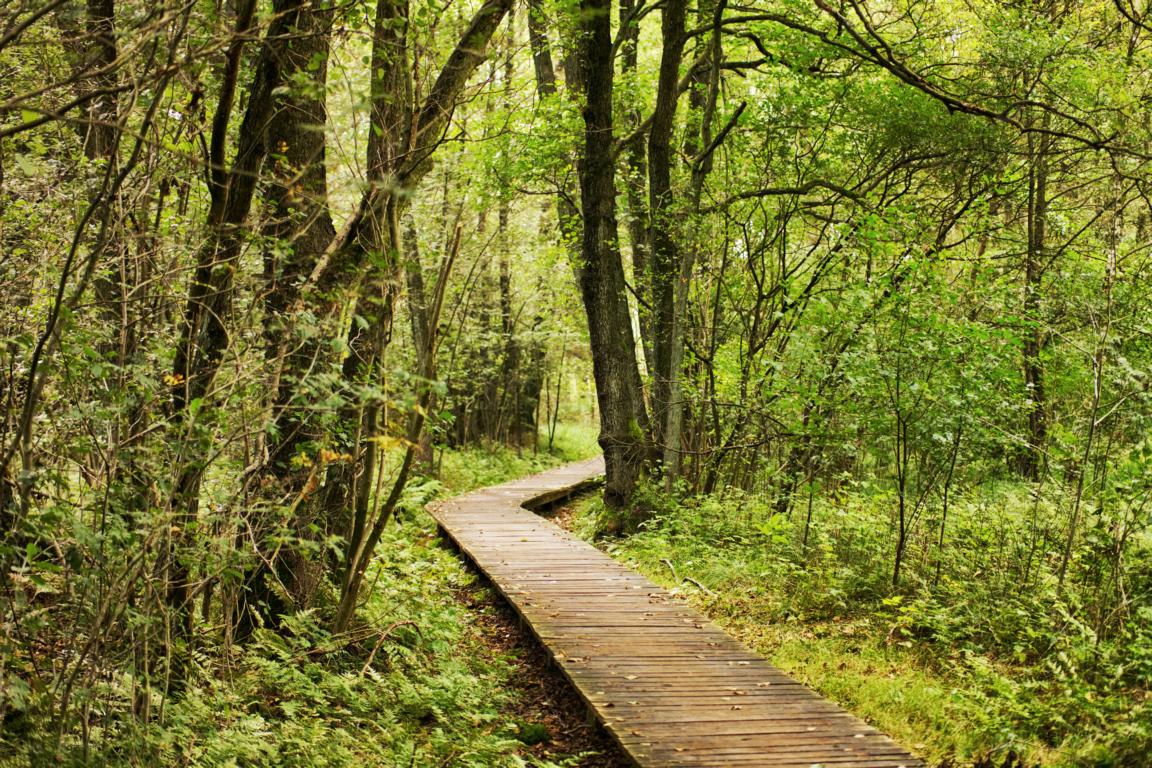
[526,0,583,258]
[647,0,688,457]
[1020,126,1050,481]
[322,0,513,630]
[165,0,295,681]
[234,1,338,641]
[662,0,723,486]
[576,0,651,510]
[618,0,654,376]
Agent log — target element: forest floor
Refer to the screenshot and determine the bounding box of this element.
[2,428,626,768]
[12,437,1143,768]
[432,432,629,767]
[332,430,629,768]
[546,498,1020,768]
[370,428,629,767]
[458,578,631,767]
[552,487,1149,768]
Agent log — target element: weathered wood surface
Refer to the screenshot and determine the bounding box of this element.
[430,457,924,767]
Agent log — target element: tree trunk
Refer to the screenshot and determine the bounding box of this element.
[235,1,338,641]
[324,0,513,630]
[165,0,293,682]
[403,215,436,469]
[497,19,522,445]
[526,0,583,261]
[575,0,651,511]
[1020,126,1050,481]
[647,0,688,457]
[618,0,655,376]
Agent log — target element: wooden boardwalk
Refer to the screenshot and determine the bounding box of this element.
[430,457,924,767]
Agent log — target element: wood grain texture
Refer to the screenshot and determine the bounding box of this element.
[429,457,924,767]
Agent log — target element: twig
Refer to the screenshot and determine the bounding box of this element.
[682,577,716,597]
[360,620,422,675]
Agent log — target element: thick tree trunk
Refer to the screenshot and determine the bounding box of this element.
[235,2,338,641]
[526,0,557,97]
[576,0,651,510]
[165,0,294,681]
[324,0,412,577]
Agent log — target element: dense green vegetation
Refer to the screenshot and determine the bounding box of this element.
[571,475,1152,766]
[5,0,1152,765]
[3,433,601,766]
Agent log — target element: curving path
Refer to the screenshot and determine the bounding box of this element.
[429,457,924,767]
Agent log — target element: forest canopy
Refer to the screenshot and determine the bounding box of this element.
[2,0,1152,765]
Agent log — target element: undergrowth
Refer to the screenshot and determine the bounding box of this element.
[570,480,1152,768]
[1,427,598,768]
[435,423,599,493]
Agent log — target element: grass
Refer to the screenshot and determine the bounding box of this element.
[568,480,1151,768]
[435,422,599,494]
[734,621,1055,765]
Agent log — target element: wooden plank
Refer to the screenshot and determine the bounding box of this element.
[429,457,924,767]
